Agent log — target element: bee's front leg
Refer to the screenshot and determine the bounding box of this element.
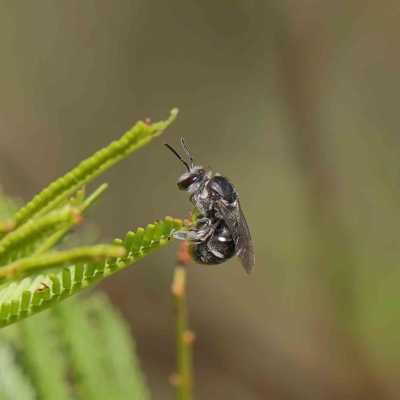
[171,230,203,243]
[171,218,215,244]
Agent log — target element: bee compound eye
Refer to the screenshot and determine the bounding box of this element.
[177,175,198,190]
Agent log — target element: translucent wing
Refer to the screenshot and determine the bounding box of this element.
[214,199,255,274]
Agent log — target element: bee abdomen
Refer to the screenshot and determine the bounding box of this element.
[188,242,231,265]
[187,221,236,265]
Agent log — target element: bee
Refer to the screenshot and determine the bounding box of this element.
[164,138,255,274]
[173,216,236,265]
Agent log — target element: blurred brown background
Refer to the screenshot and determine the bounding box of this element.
[1,1,400,399]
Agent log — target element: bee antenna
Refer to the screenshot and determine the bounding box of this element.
[180,138,194,167]
[164,142,190,172]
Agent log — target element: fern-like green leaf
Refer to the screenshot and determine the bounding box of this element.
[84,295,150,399]
[19,308,72,400]
[0,292,150,400]
[33,183,108,255]
[0,109,178,237]
[0,216,182,328]
[55,294,151,400]
[0,205,82,265]
[0,189,21,234]
[0,337,36,400]
[0,245,126,278]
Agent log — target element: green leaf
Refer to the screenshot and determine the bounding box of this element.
[86,295,150,399]
[0,205,82,265]
[0,216,182,328]
[19,309,72,400]
[0,337,36,400]
[55,294,151,400]
[0,109,178,237]
[34,183,108,256]
[0,245,126,279]
[0,291,150,400]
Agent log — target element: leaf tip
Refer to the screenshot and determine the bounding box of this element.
[170,108,179,117]
[0,219,15,234]
[116,247,126,258]
[72,208,83,224]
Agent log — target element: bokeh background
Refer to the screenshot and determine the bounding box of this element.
[1,1,400,399]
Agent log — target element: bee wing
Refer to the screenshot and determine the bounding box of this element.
[215,199,255,274]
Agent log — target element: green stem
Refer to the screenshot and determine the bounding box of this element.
[172,266,194,400]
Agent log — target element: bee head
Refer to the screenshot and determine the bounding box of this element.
[164,138,210,192]
[177,167,207,191]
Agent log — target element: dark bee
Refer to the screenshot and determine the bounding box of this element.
[173,217,236,265]
[164,138,255,274]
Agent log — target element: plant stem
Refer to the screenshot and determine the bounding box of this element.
[172,261,194,400]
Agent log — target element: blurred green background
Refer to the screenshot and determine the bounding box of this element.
[1,1,400,399]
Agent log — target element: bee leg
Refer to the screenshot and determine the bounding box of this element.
[171,219,216,244]
[181,216,205,229]
[171,230,206,243]
[200,228,215,242]
[182,219,195,228]
[194,217,213,227]
[182,217,211,230]
[196,221,219,243]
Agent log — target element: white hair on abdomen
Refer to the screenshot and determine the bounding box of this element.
[211,248,224,258]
